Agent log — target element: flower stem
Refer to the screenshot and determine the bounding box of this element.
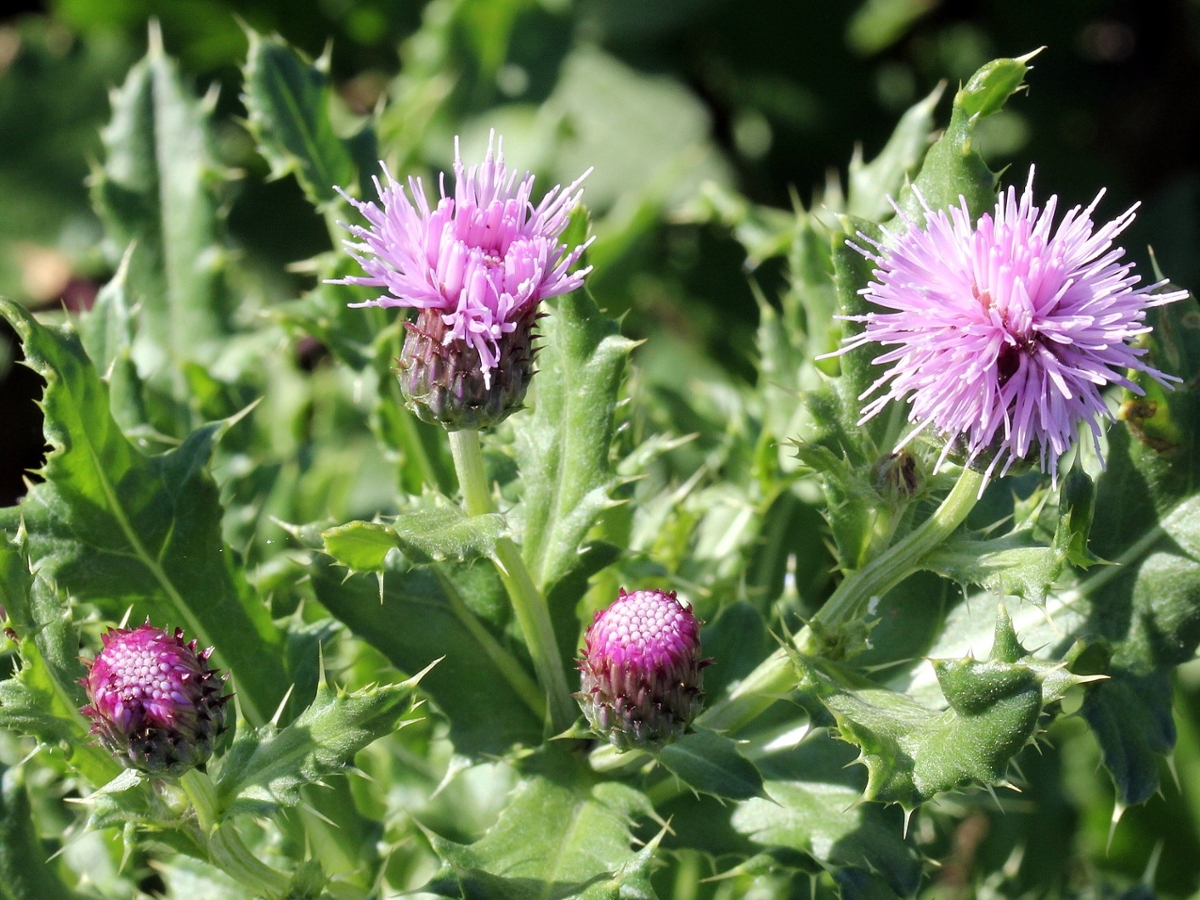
[800,465,987,644]
[698,465,986,733]
[448,429,577,734]
[181,770,291,898]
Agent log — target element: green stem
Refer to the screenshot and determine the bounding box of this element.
[800,466,987,644]
[449,428,494,518]
[179,769,219,833]
[433,565,547,720]
[181,770,290,898]
[448,429,577,733]
[698,466,986,734]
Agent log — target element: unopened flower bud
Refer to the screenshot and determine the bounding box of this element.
[81,623,229,777]
[577,588,706,751]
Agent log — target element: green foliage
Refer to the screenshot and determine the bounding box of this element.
[657,728,764,801]
[0,8,1197,898]
[796,609,1092,810]
[0,766,89,900]
[323,500,508,570]
[0,299,289,727]
[242,29,373,211]
[307,549,544,757]
[423,750,656,900]
[90,33,233,388]
[1079,292,1200,804]
[214,670,424,816]
[898,54,1036,222]
[513,289,636,597]
[0,541,121,787]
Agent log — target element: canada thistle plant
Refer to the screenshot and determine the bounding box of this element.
[81,624,229,777]
[4,34,1199,900]
[834,168,1188,483]
[578,588,707,751]
[333,133,593,430]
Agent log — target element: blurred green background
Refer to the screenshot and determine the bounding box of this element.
[1,0,1199,896]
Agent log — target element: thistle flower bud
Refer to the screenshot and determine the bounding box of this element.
[577,588,706,751]
[81,623,229,777]
[396,306,538,430]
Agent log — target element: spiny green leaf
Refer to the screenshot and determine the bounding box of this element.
[829,220,894,455]
[77,249,146,431]
[657,728,765,801]
[306,550,543,757]
[82,769,204,860]
[847,81,942,222]
[0,299,288,728]
[1076,292,1200,804]
[214,673,423,816]
[0,766,90,900]
[798,608,1089,809]
[389,504,507,565]
[734,782,916,898]
[323,500,508,572]
[731,731,920,898]
[513,289,636,597]
[91,36,232,376]
[0,541,122,788]
[321,520,397,573]
[422,750,654,900]
[924,532,1062,602]
[924,470,1099,601]
[242,29,366,210]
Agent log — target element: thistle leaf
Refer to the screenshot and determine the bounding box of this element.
[657,728,765,801]
[847,81,942,222]
[322,500,508,571]
[0,540,121,787]
[91,36,233,376]
[898,53,1036,221]
[731,733,920,898]
[422,749,654,900]
[307,550,543,757]
[214,673,423,816]
[798,607,1088,810]
[1065,293,1200,804]
[0,300,289,728]
[0,766,90,900]
[242,29,370,211]
[513,289,636,597]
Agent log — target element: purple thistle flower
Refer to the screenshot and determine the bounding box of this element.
[81,623,229,777]
[332,133,592,429]
[577,588,707,751]
[835,168,1188,483]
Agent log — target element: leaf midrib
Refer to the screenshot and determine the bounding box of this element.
[32,322,269,726]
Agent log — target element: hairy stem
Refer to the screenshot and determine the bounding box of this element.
[448,428,577,734]
[699,466,986,733]
[181,770,291,898]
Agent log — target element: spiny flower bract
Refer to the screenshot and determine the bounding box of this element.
[836,168,1188,482]
[81,623,229,777]
[332,133,592,429]
[577,588,706,752]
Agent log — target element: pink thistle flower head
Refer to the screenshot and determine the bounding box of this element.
[333,132,593,429]
[81,623,229,777]
[577,588,706,751]
[835,168,1188,485]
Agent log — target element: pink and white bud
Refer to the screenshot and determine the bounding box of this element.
[578,588,707,751]
[81,623,229,777]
